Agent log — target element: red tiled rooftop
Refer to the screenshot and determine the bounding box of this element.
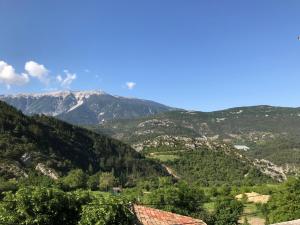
[271,219,300,225]
[133,205,207,225]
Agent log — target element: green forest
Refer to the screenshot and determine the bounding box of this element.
[0,101,167,182]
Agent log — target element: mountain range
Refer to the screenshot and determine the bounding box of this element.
[0,91,173,125]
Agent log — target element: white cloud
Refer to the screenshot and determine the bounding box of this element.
[25,61,49,84]
[56,75,63,82]
[0,60,78,90]
[84,69,90,73]
[57,70,77,89]
[126,82,136,90]
[0,61,29,87]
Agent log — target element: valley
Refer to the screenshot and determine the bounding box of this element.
[1,94,300,225]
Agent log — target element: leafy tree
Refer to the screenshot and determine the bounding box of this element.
[266,178,300,224]
[144,182,208,218]
[208,187,218,198]
[0,186,134,225]
[79,195,133,225]
[158,177,173,187]
[87,173,100,191]
[213,197,244,225]
[98,172,118,191]
[63,169,88,190]
[219,185,232,196]
[0,187,85,225]
[18,173,55,188]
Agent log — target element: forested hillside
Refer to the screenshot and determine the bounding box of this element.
[94,106,300,170]
[140,136,280,186]
[0,101,167,182]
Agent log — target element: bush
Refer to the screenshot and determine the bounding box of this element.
[79,195,134,225]
[144,182,207,218]
[18,173,55,188]
[62,169,88,190]
[87,173,100,191]
[0,187,83,225]
[98,172,118,191]
[266,178,300,224]
[213,197,244,225]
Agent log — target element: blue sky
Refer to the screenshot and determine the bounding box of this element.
[0,0,300,111]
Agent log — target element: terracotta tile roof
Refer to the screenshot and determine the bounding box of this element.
[133,205,207,225]
[271,219,300,225]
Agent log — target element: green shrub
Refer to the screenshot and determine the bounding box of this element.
[0,187,83,225]
[79,195,134,225]
[266,178,300,224]
[213,197,244,225]
[62,169,88,190]
[0,186,133,225]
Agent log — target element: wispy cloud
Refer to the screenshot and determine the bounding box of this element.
[126,82,136,90]
[56,70,77,89]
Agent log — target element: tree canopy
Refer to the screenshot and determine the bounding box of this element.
[266,178,300,224]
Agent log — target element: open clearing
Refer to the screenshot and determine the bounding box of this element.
[236,192,270,204]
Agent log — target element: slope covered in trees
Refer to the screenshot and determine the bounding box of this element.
[0,101,167,182]
[94,106,300,170]
[142,140,276,186]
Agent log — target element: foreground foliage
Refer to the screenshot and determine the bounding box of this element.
[0,186,133,225]
[266,178,300,224]
[213,197,244,225]
[79,196,133,225]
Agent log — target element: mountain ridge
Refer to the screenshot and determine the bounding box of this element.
[0,90,174,125]
[94,106,300,173]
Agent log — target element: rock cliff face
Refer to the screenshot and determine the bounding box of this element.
[35,163,59,180]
